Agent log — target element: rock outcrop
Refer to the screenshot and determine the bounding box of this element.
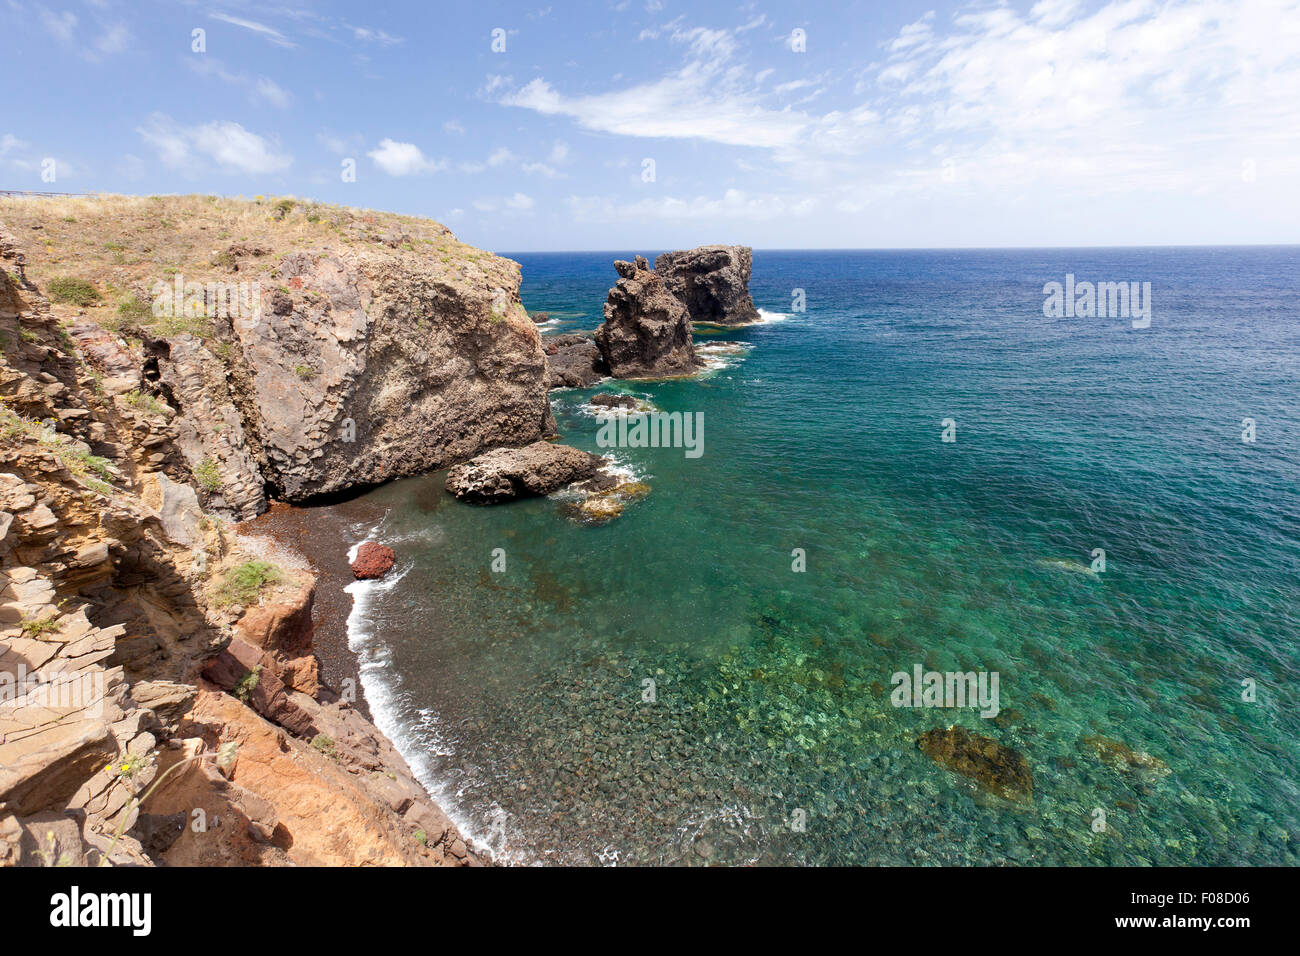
[445,441,605,504]
[595,256,701,378]
[544,333,608,388]
[7,196,557,518]
[655,245,760,326]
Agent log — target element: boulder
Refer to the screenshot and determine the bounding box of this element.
[445,441,605,504]
[350,543,396,581]
[655,245,760,326]
[590,393,638,409]
[918,725,1034,803]
[595,256,701,378]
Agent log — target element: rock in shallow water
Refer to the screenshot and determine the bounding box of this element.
[917,725,1034,803]
[444,441,604,504]
[351,541,396,580]
[545,334,608,389]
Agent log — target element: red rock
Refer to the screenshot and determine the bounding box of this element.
[351,542,396,580]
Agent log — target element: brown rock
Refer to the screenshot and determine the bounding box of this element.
[595,257,701,378]
[350,542,396,581]
[918,725,1034,803]
[655,245,760,326]
[445,441,604,504]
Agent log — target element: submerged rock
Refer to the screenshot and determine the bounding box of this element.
[595,256,701,379]
[445,441,605,504]
[544,333,608,388]
[918,725,1034,803]
[655,245,760,326]
[1079,735,1170,777]
[571,480,650,524]
[350,542,396,581]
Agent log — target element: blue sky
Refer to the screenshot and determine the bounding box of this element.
[3,0,1298,250]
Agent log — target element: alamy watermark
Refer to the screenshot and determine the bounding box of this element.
[595,410,703,459]
[1043,274,1151,329]
[1,665,105,718]
[151,275,262,327]
[891,663,1000,718]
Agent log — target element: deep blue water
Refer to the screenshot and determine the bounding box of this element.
[344,247,1300,865]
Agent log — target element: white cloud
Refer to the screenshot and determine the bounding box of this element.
[189,58,294,109]
[350,25,403,45]
[95,22,129,56]
[473,192,535,213]
[253,78,292,109]
[136,114,292,174]
[567,188,818,223]
[0,134,30,157]
[40,9,77,45]
[367,138,446,175]
[211,13,294,48]
[500,22,816,149]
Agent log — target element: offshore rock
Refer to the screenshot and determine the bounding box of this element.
[350,542,396,581]
[654,245,760,326]
[595,256,701,379]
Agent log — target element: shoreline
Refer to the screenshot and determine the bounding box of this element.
[242,499,388,722]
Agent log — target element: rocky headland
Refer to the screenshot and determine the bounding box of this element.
[0,195,546,866]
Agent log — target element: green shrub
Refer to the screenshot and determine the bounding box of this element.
[193,456,221,492]
[214,561,282,607]
[47,277,101,307]
[124,389,169,417]
[117,295,153,324]
[235,665,261,702]
[20,612,61,638]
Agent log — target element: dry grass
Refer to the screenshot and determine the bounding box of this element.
[0,193,512,337]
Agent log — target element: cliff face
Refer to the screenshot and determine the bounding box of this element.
[231,246,554,503]
[4,195,554,519]
[0,210,481,867]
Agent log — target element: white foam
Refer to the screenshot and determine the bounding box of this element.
[696,340,754,374]
[756,308,790,323]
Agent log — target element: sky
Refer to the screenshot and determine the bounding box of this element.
[3,0,1299,250]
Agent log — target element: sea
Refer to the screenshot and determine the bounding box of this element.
[333,247,1299,865]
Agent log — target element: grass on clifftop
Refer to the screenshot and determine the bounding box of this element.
[0,193,523,350]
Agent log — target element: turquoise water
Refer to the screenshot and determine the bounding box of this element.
[346,248,1300,865]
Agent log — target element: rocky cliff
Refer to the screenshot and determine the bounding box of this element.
[595,256,701,378]
[655,245,760,326]
[4,195,555,520]
[0,204,484,867]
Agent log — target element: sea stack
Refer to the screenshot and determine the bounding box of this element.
[595,255,701,378]
[655,245,760,326]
